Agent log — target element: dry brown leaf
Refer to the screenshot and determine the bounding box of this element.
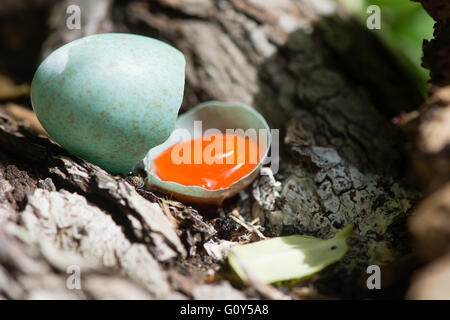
[0,74,29,100]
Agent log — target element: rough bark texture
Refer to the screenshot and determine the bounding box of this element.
[0,0,430,299]
[418,0,450,86]
[404,0,450,299]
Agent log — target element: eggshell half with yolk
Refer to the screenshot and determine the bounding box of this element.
[144,101,271,205]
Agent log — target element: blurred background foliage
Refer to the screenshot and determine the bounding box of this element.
[337,0,434,95]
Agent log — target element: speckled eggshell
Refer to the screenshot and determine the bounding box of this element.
[31,33,185,173]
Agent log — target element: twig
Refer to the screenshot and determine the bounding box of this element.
[231,209,266,240]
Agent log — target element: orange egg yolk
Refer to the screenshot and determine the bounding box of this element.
[152,134,260,190]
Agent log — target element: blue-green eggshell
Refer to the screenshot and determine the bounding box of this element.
[31,33,185,173]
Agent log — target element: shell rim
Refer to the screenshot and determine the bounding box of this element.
[143,101,272,197]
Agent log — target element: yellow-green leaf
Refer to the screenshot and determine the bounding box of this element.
[228,224,353,284]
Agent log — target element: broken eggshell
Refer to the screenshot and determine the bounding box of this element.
[31,33,185,173]
[143,101,271,205]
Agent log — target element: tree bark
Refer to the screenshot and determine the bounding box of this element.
[0,0,427,299]
[402,0,450,299]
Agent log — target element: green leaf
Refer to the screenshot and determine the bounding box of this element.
[337,0,434,94]
[228,224,353,284]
